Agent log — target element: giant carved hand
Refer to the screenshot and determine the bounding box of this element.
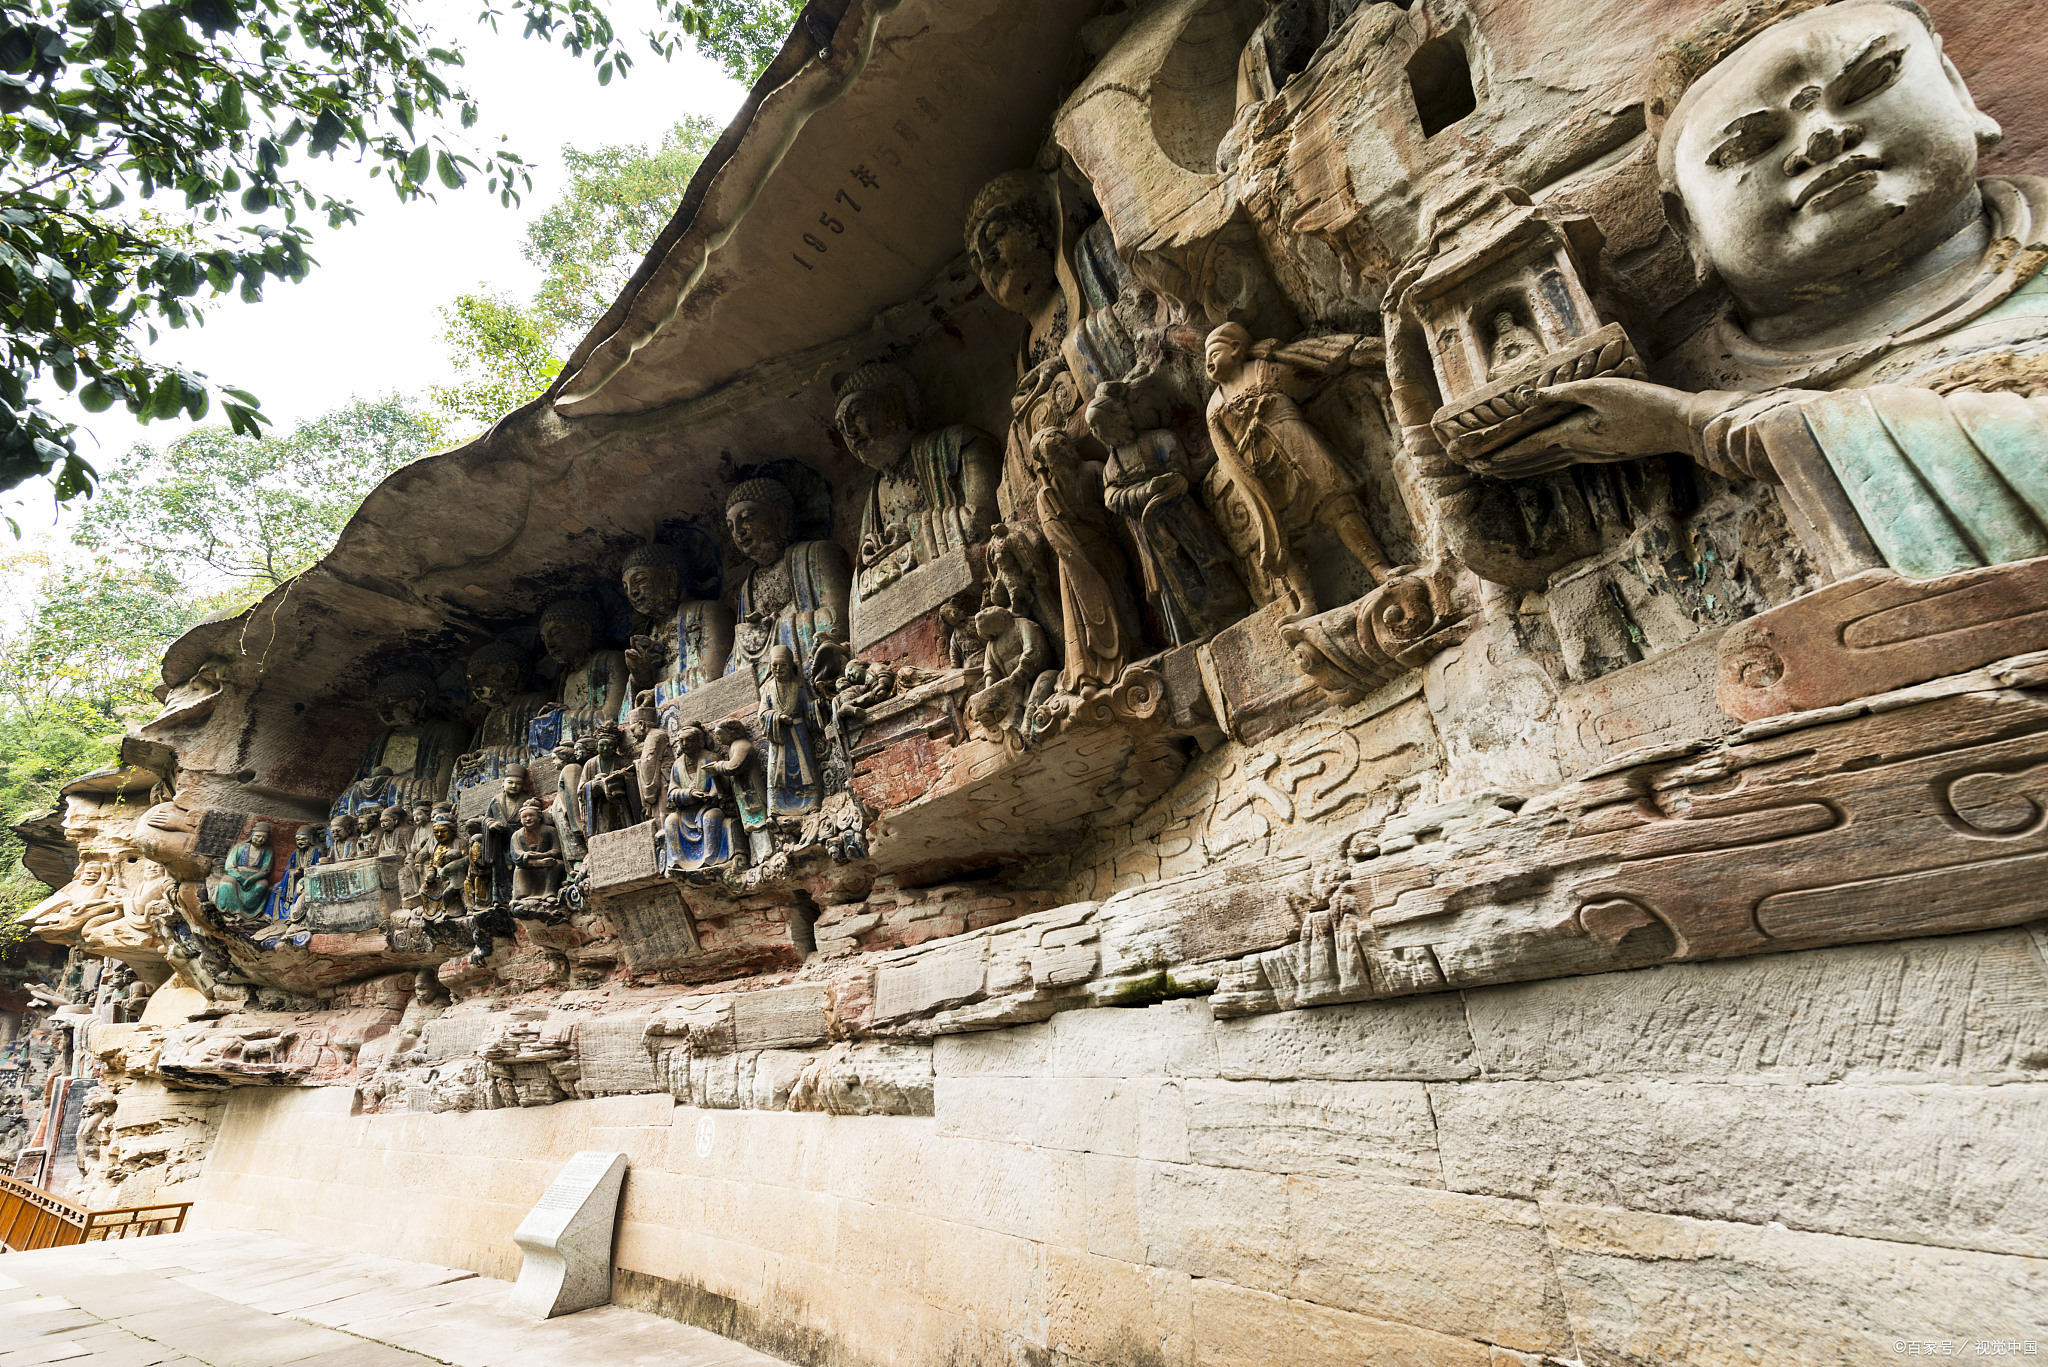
[1487,379,1736,476]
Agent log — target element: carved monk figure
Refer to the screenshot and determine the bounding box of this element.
[1027,429,1142,692]
[272,826,320,921]
[661,723,740,874]
[620,542,735,720]
[537,599,629,746]
[417,816,465,917]
[1086,380,1252,646]
[549,741,590,863]
[375,805,412,860]
[757,644,823,821]
[211,824,273,917]
[967,605,1055,745]
[834,362,1001,599]
[510,800,564,901]
[1204,323,1391,616]
[578,723,643,837]
[328,812,361,861]
[482,769,530,905]
[627,704,673,824]
[1492,0,2048,581]
[707,718,771,860]
[723,475,852,683]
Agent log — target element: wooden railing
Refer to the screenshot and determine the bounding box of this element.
[0,1173,190,1252]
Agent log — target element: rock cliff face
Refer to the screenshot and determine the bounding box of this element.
[23,0,2048,1360]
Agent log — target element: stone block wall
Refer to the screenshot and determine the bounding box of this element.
[189,924,2048,1366]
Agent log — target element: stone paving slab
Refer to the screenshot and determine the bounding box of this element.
[0,1230,791,1366]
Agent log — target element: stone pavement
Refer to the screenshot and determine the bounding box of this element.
[0,1229,787,1366]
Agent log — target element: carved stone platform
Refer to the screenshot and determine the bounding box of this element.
[1717,556,2048,721]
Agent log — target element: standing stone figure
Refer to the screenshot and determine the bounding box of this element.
[211,824,274,918]
[834,362,1001,599]
[1490,0,2048,582]
[269,826,320,922]
[482,769,530,906]
[1086,380,1252,646]
[758,644,824,822]
[1204,322,1391,616]
[1027,429,1142,693]
[724,475,853,683]
[548,742,590,865]
[579,723,644,837]
[627,705,674,827]
[417,815,465,917]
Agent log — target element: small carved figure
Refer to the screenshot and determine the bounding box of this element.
[1204,322,1391,615]
[374,804,412,860]
[835,362,1001,598]
[211,824,274,918]
[626,704,674,824]
[482,769,530,906]
[967,605,1056,746]
[548,742,590,864]
[510,800,564,901]
[463,817,494,914]
[1486,309,1546,379]
[941,600,987,675]
[406,804,447,910]
[269,826,320,922]
[758,644,823,822]
[724,475,853,682]
[1086,380,1252,646]
[328,812,361,861]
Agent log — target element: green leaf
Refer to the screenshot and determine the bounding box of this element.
[434,149,464,189]
[405,144,429,183]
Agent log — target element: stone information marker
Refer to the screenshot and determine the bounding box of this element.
[509,1150,627,1319]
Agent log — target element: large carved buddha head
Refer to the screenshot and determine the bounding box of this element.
[372,667,435,730]
[620,543,688,618]
[965,170,1060,319]
[465,638,527,709]
[834,362,922,472]
[1652,0,2001,323]
[539,599,602,669]
[725,477,796,568]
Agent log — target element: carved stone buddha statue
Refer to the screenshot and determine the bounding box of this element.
[722,474,851,684]
[619,541,734,723]
[1490,0,2048,583]
[834,362,1000,600]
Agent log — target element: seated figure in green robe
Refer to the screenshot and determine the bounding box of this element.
[1490,0,2048,582]
[213,823,275,918]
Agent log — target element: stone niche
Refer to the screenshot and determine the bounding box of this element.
[37,0,2048,1362]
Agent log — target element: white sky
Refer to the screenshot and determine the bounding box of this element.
[1,0,748,544]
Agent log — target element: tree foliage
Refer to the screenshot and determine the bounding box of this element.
[691,0,801,85]
[429,290,562,435]
[71,393,442,595]
[526,115,716,338]
[434,118,713,432]
[0,0,715,506]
